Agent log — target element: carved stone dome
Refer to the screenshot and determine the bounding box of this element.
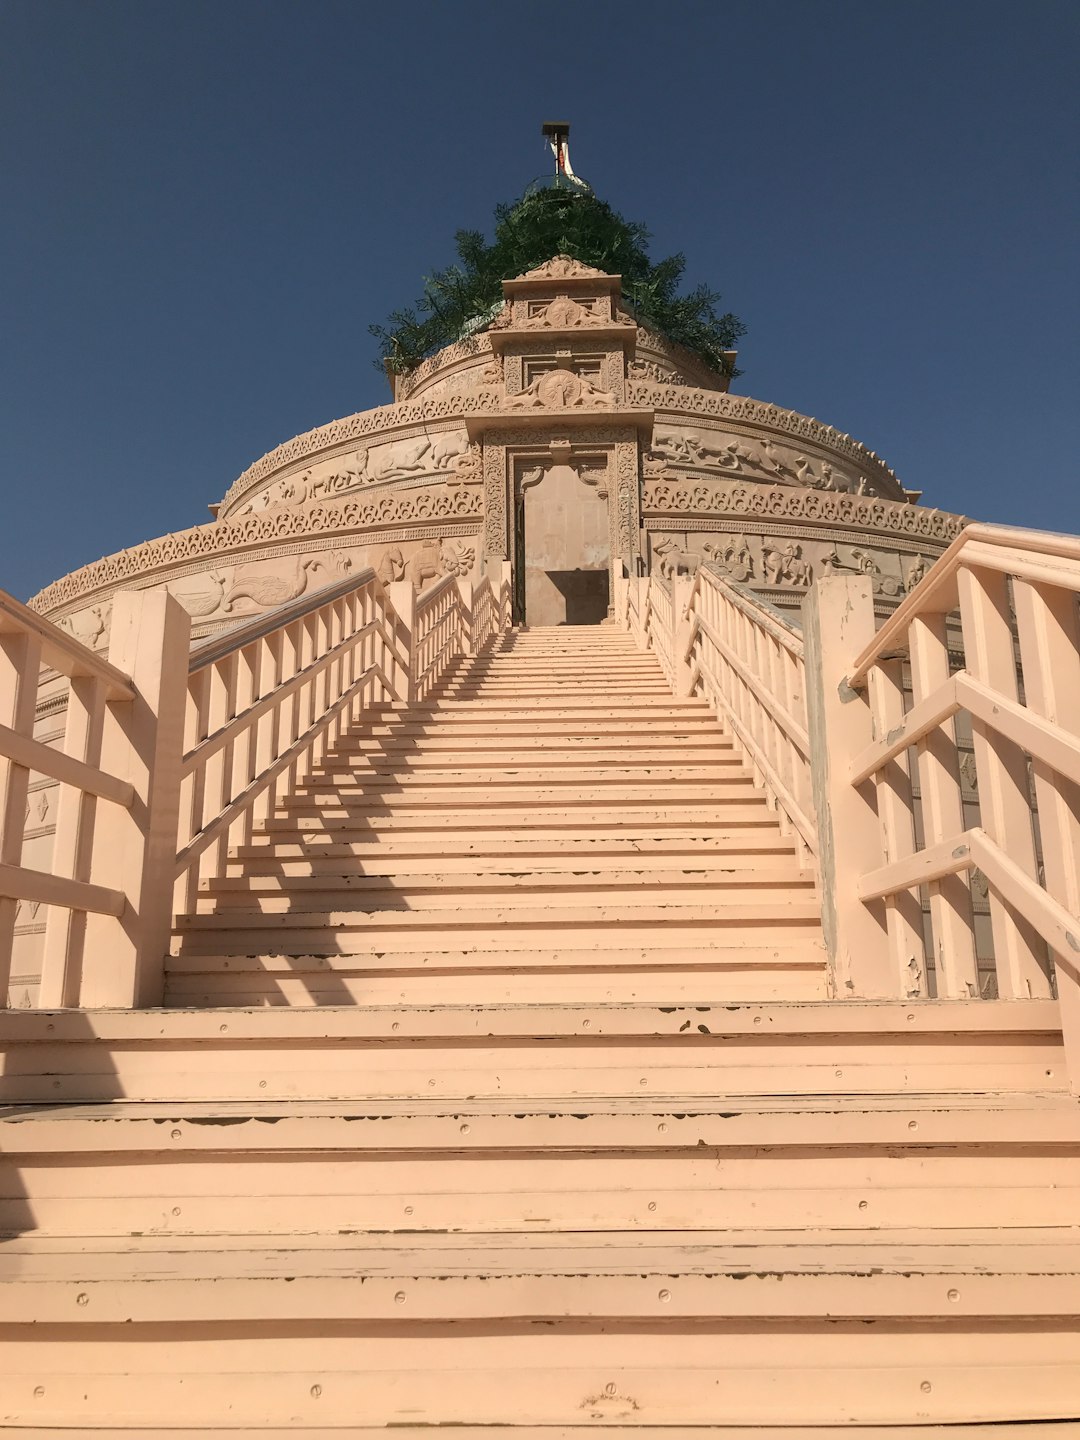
[30,254,964,647]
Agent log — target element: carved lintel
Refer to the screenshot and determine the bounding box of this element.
[466,408,652,442]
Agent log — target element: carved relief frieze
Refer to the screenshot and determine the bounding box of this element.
[631,382,904,497]
[649,426,861,491]
[629,358,678,385]
[506,366,615,411]
[520,295,607,328]
[219,391,502,515]
[394,333,496,402]
[651,526,913,603]
[231,429,474,516]
[57,604,112,653]
[515,256,609,282]
[446,443,483,491]
[642,478,966,544]
[32,485,485,618]
[375,536,478,588]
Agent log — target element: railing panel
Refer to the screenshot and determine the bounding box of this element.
[834,522,1080,1086]
[957,567,1050,998]
[621,564,816,866]
[1012,578,1080,1040]
[1,560,512,1009]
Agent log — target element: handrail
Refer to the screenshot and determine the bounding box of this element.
[846,522,1080,689]
[2,554,513,1010]
[0,585,177,1010]
[694,568,805,659]
[175,569,404,916]
[189,568,377,673]
[806,521,1080,1087]
[619,565,816,865]
[0,589,134,699]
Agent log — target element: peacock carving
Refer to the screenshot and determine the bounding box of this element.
[174,571,229,618]
[223,557,323,612]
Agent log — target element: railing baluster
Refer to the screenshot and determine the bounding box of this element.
[1012,578,1080,1068]
[957,567,1050,998]
[0,629,42,1003]
[39,674,106,1007]
[908,612,980,997]
[867,658,927,997]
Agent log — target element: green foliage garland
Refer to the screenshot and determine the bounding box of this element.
[371,187,745,378]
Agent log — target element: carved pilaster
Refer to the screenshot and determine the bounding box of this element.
[614,439,643,562]
[482,441,508,560]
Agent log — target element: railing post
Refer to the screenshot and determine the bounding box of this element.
[82,590,190,1008]
[673,575,695,696]
[802,576,893,997]
[0,627,42,1004]
[456,577,475,657]
[387,581,417,703]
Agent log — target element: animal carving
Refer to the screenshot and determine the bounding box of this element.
[428,433,468,469]
[763,542,813,587]
[223,557,323,612]
[61,606,109,651]
[407,541,442,587]
[652,538,698,580]
[376,548,405,586]
[175,572,229,618]
[371,438,432,480]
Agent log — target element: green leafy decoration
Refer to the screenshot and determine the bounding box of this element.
[371,187,745,377]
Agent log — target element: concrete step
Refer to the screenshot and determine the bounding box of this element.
[280,783,766,808]
[326,750,741,772]
[255,811,783,836]
[329,743,737,766]
[363,699,712,715]
[165,958,828,1007]
[235,832,798,860]
[197,871,818,913]
[293,772,756,796]
[225,847,805,877]
[176,898,824,933]
[336,719,724,740]
[7,1229,1080,1324]
[0,1001,1065,1105]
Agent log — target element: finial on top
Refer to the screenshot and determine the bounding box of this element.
[540,121,591,193]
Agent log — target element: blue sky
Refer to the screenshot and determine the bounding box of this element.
[2,0,1077,601]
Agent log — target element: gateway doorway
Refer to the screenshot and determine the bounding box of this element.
[514,461,610,625]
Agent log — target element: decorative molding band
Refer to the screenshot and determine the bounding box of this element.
[219,391,500,513]
[395,333,496,401]
[630,383,903,495]
[30,486,483,616]
[643,479,966,542]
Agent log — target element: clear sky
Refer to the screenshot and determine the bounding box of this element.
[1,0,1077,601]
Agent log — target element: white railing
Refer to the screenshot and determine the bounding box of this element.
[1,565,510,1009]
[619,567,815,867]
[174,570,401,918]
[471,570,513,656]
[685,567,815,866]
[0,588,185,1008]
[807,523,1080,1081]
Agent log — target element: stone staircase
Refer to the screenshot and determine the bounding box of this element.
[168,625,828,1008]
[2,625,1079,1432]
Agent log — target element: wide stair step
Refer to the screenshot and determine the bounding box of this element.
[2,1006,1077,1429]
